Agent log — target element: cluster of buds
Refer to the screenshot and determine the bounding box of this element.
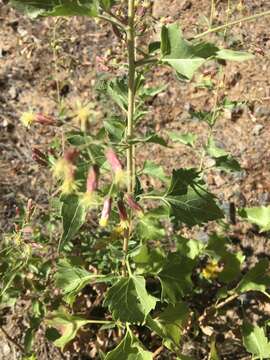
[81,165,100,209]
[106,148,126,188]
[20,111,55,128]
[52,148,79,195]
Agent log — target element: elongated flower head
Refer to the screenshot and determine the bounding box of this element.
[99,197,112,227]
[117,200,129,232]
[63,148,79,163]
[36,113,55,125]
[125,194,144,217]
[87,165,99,193]
[106,148,126,187]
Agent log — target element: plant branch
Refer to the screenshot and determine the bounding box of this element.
[194,10,270,39]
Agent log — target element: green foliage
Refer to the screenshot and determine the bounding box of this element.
[46,308,92,350]
[10,0,99,18]
[161,169,224,226]
[104,275,157,324]
[3,1,267,358]
[242,322,270,359]
[240,206,270,232]
[60,195,87,249]
[105,329,152,360]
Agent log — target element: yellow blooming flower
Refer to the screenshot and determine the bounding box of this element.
[52,158,72,180]
[99,217,108,228]
[20,111,36,128]
[114,169,127,188]
[60,177,79,195]
[73,100,97,132]
[202,260,221,280]
[80,192,100,209]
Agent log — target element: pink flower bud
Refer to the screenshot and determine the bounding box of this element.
[125,194,144,216]
[15,207,20,217]
[63,148,79,163]
[117,200,128,222]
[106,148,122,173]
[87,165,99,193]
[36,113,55,125]
[99,197,112,227]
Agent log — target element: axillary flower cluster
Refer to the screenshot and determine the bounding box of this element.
[52,147,144,229]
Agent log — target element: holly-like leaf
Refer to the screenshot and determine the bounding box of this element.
[235,259,270,294]
[130,133,167,147]
[158,253,195,304]
[132,245,165,275]
[55,259,113,305]
[137,214,166,240]
[46,308,91,351]
[104,275,157,323]
[160,24,217,79]
[10,0,99,18]
[168,131,197,147]
[206,137,241,172]
[105,330,152,360]
[242,321,270,359]
[239,206,270,232]
[160,169,223,226]
[60,195,87,249]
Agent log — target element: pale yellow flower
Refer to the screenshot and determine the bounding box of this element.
[52,158,72,180]
[73,100,97,132]
[80,192,100,209]
[61,177,79,195]
[20,111,36,128]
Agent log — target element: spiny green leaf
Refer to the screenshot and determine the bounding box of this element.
[55,259,114,305]
[137,214,166,241]
[239,206,270,232]
[242,321,270,359]
[46,308,91,351]
[158,253,195,304]
[104,275,157,324]
[105,330,152,360]
[162,169,223,226]
[235,259,270,294]
[160,23,218,79]
[60,195,87,249]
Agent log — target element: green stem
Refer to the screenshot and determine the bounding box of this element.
[122,0,136,273]
[126,0,136,195]
[194,10,270,39]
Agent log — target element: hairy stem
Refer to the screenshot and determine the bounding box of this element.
[194,9,270,39]
[126,0,136,195]
[123,0,136,271]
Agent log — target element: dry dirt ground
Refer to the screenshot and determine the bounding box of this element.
[0,0,270,359]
